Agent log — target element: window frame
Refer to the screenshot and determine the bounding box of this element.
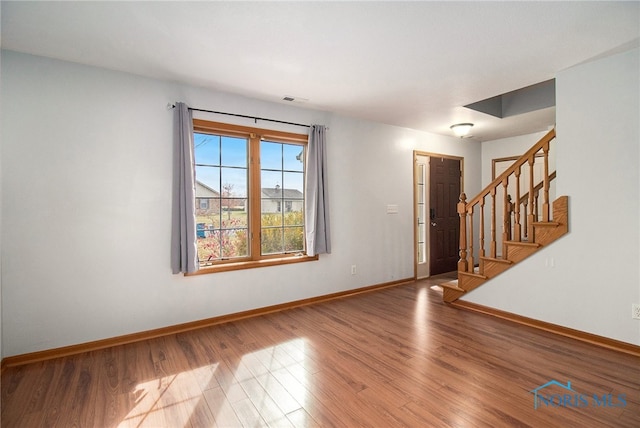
[188,119,317,275]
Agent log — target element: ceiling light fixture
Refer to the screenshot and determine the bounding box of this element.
[450,123,474,138]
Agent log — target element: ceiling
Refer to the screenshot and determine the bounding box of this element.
[2,1,638,142]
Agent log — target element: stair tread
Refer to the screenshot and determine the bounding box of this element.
[505,240,541,247]
[440,281,465,292]
[480,256,513,264]
[459,271,488,280]
[532,221,560,227]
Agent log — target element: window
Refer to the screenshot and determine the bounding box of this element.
[192,119,312,271]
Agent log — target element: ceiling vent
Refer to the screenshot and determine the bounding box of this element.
[282,96,309,103]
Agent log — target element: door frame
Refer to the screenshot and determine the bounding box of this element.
[413,151,464,279]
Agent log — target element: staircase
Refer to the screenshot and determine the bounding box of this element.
[441,129,568,302]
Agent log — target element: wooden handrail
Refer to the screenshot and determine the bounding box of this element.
[465,129,555,208]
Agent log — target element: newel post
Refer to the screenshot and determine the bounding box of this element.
[458,193,468,273]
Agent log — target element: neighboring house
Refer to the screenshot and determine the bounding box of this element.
[261,185,303,213]
[195,181,221,216]
[197,182,300,216]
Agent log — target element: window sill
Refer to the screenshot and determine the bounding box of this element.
[185,254,319,276]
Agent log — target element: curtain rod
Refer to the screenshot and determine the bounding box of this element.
[169,103,310,128]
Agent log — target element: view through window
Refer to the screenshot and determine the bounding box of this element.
[193,120,306,268]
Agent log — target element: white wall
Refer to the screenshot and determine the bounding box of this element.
[463,47,640,345]
[0,51,481,357]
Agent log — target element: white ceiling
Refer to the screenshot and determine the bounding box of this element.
[2,1,639,142]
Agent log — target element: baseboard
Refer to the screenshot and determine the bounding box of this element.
[450,299,640,358]
[1,277,414,371]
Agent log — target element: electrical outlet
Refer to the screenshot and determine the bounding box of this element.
[632,304,640,320]
[351,265,357,275]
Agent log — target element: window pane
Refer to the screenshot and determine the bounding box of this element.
[260,141,282,170]
[195,165,222,237]
[221,136,247,167]
[284,210,303,226]
[194,133,220,166]
[259,141,306,256]
[195,166,220,193]
[284,144,304,172]
[196,200,220,221]
[284,226,304,252]
[220,208,248,228]
[283,171,303,195]
[221,167,248,198]
[195,132,249,266]
[198,235,218,265]
[220,229,248,258]
[197,228,248,264]
[261,170,283,196]
[261,210,283,227]
[261,227,283,255]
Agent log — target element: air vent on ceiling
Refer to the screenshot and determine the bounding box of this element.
[282,95,309,103]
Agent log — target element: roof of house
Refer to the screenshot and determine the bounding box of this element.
[195,181,220,198]
[196,182,302,200]
[261,187,303,199]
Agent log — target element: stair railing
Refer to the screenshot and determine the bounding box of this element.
[457,129,556,274]
[506,170,557,241]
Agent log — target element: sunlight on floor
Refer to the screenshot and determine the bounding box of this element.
[118,363,219,427]
[117,338,308,427]
[414,287,428,350]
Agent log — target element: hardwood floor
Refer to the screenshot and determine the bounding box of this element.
[2,274,639,427]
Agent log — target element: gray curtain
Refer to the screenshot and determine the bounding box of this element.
[171,102,199,274]
[305,125,331,256]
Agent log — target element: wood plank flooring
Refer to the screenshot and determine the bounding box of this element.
[2,274,639,427]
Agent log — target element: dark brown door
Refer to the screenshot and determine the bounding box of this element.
[429,157,461,275]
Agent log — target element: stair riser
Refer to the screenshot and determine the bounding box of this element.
[443,288,465,303]
[532,227,554,246]
[482,261,512,278]
[534,224,568,246]
[458,275,488,292]
[506,245,539,264]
